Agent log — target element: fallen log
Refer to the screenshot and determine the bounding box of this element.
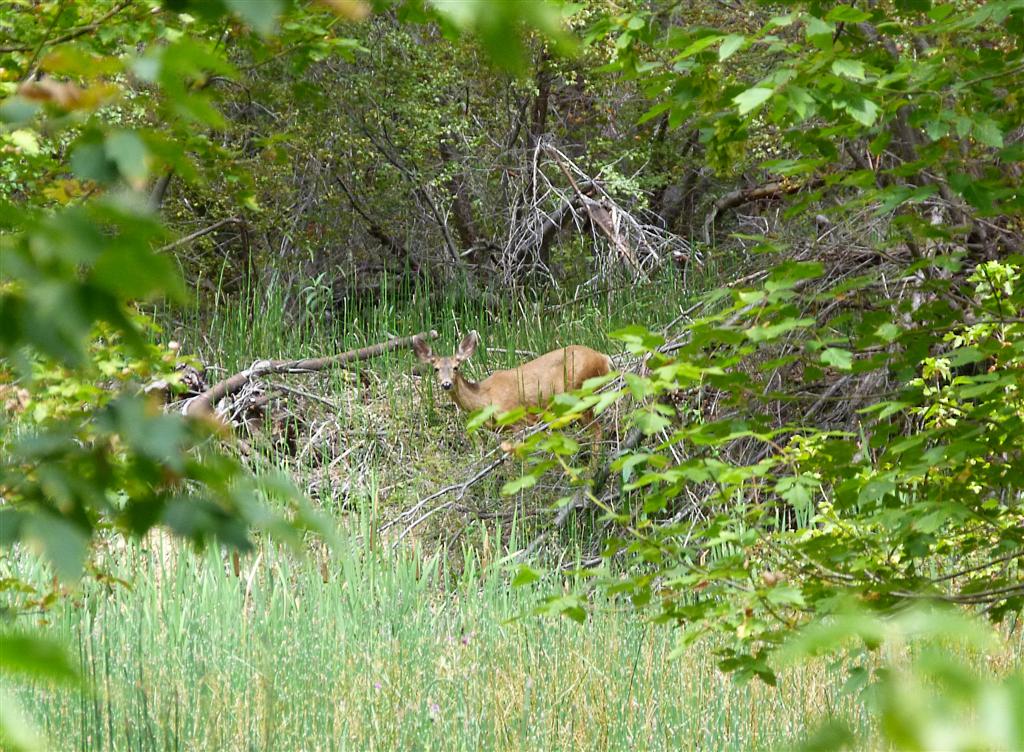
[184,330,439,418]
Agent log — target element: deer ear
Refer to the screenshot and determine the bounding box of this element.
[456,330,479,361]
[412,336,433,363]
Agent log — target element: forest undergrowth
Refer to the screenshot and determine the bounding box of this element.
[167,264,703,559]
[4,259,882,752]
[8,238,1021,750]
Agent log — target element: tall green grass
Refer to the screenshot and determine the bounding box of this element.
[179,266,699,378]
[17,533,875,751]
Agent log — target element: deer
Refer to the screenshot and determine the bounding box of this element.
[412,330,612,437]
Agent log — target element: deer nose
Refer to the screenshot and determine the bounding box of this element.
[440,380,452,390]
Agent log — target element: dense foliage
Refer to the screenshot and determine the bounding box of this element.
[506,0,1024,747]
[2,0,1023,749]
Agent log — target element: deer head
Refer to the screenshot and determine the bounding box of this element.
[413,330,479,391]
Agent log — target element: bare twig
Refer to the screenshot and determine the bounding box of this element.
[386,455,508,546]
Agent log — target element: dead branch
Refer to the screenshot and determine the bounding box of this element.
[499,141,692,286]
[360,119,462,266]
[537,189,591,260]
[149,170,174,212]
[703,179,823,244]
[550,151,642,276]
[380,407,575,545]
[333,174,415,266]
[183,330,438,418]
[387,455,508,547]
[157,217,246,254]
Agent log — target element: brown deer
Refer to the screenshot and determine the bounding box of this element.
[412,331,611,432]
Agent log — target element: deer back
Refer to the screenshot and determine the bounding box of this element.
[479,345,611,412]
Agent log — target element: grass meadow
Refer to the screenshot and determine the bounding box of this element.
[8,269,1023,750]
[17,533,878,751]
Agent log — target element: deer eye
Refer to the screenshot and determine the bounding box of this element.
[434,366,440,372]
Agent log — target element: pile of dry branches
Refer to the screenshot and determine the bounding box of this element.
[499,141,695,288]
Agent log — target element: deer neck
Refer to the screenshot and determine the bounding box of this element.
[450,373,489,413]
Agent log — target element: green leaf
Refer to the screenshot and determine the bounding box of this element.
[842,96,880,126]
[972,118,1004,148]
[825,6,871,22]
[0,95,41,125]
[999,144,1024,162]
[766,584,806,607]
[733,87,774,115]
[804,16,835,49]
[466,404,499,431]
[719,34,745,61]
[674,34,724,59]
[0,509,25,546]
[0,632,78,685]
[22,514,88,582]
[841,667,870,698]
[796,720,856,752]
[70,142,118,184]
[637,100,672,125]
[745,317,816,342]
[831,59,866,80]
[501,474,537,495]
[40,46,122,76]
[875,323,901,342]
[130,52,161,83]
[91,248,181,301]
[617,452,653,482]
[821,348,853,370]
[104,131,149,189]
[0,687,44,752]
[8,130,40,156]
[561,604,587,624]
[776,475,814,512]
[626,14,646,30]
[950,174,994,212]
[225,0,283,36]
[634,410,672,436]
[767,260,824,289]
[924,119,947,141]
[610,325,664,353]
[946,347,984,367]
[785,86,815,120]
[431,0,575,72]
[102,399,189,465]
[494,406,527,427]
[511,564,542,587]
[895,0,931,11]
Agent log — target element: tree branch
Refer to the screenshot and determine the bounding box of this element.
[157,216,245,253]
[2,1,135,56]
[703,179,822,244]
[184,330,438,418]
